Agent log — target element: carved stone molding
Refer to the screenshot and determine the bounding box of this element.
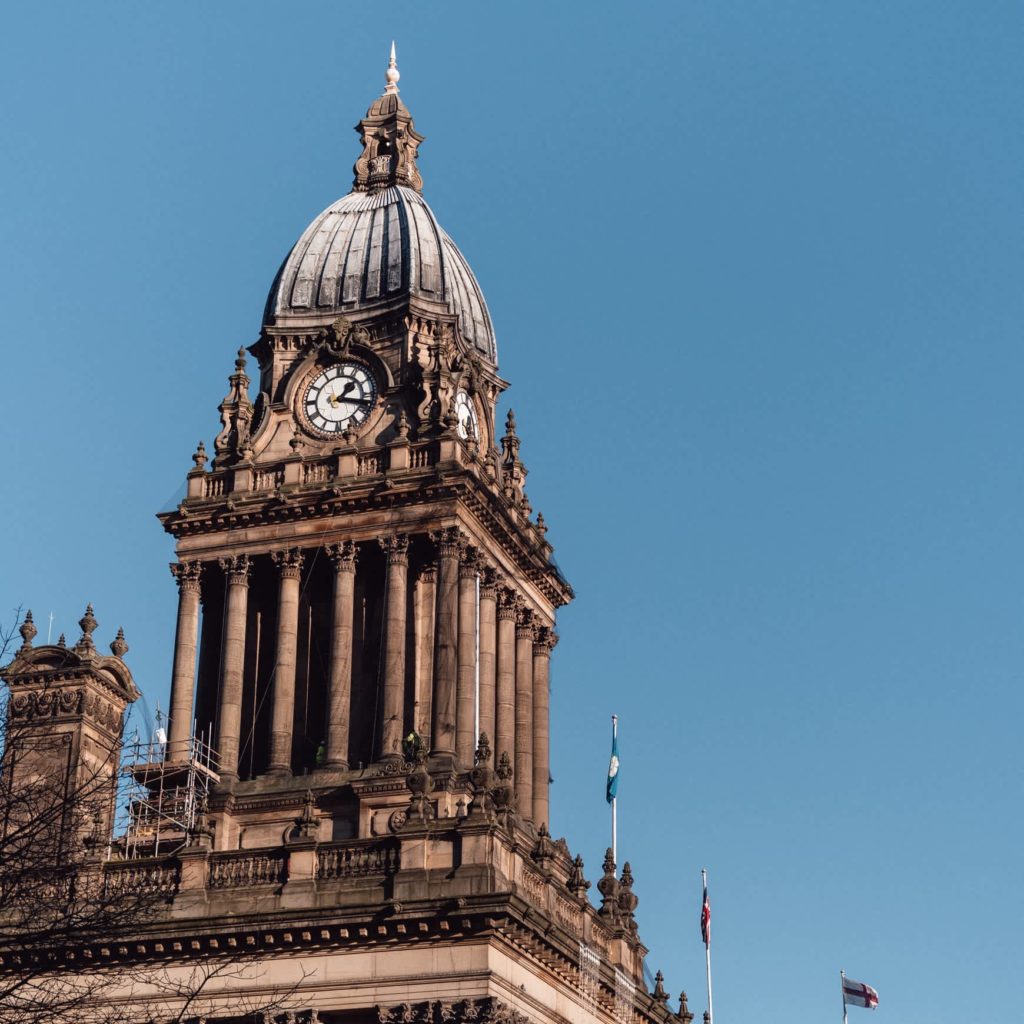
[271,548,305,579]
[218,553,251,586]
[327,540,358,572]
[377,998,531,1024]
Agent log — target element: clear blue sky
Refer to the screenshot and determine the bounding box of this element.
[2,3,1022,1022]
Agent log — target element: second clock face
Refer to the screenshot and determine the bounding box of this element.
[304,362,377,434]
[455,390,479,441]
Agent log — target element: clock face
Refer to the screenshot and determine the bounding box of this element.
[304,362,378,435]
[454,390,479,441]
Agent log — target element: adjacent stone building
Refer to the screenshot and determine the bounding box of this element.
[0,50,694,1024]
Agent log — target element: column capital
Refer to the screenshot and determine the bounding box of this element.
[170,560,203,594]
[515,606,536,641]
[533,625,558,656]
[497,586,521,622]
[378,533,410,566]
[459,545,481,580]
[419,561,437,585]
[479,563,498,597]
[218,554,251,586]
[430,525,466,559]
[271,547,305,579]
[327,540,358,572]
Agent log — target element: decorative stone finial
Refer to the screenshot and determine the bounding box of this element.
[618,861,639,933]
[597,847,620,920]
[289,426,303,454]
[567,853,590,899]
[56,633,66,648]
[536,512,548,536]
[385,41,400,95]
[505,409,517,435]
[75,604,98,653]
[110,626,129,659]
[474,732,492,767]
[396,409,410,440]
[532,822,557,875]
[192,440,207,470]
[677,992,694,1024]
[235,346,247,372]
[17,610,36,653]
[653,971,668,1004]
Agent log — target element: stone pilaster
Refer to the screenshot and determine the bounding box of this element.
[216,554,251,783]
[477,564,498,754]
[532,626,557,827]
[326,541,358,768]
[495,585,518,771]
[379,534,410,761]
[456,546,480,767]
[167,560,203,760]
[268,548,304,773]
[431,527,463,757]
[514,607,535,818]
[414,563,436,742]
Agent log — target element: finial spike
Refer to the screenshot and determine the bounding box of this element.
[385,41,400,94]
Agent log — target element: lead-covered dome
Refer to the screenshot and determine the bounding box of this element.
[264,49,496,365]
[265,186,496,364]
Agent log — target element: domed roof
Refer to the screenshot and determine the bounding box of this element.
[265,186,496,364]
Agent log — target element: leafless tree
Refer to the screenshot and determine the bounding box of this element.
[0,608,306,1024]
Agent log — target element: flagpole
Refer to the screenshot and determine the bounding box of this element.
[611,714,618,869]
[703,868,713,1024]
[840,970,847,1024]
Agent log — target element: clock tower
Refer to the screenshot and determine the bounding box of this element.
[157,48,572,856]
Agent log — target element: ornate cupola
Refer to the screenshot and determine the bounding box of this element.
[352,43,424,194]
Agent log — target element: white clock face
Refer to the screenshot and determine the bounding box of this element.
[304,362,378,434]
[455,390,479,441]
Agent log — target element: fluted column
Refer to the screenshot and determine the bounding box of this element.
[326,541,358,768]
[477,564,498,751]
[268,548,304,773]
[167,560,203,761]
[414,563,436,741]
[532,626,557,827]
[216,554,251,782]
[514,607,535,817]
[456,546,479,767]
[431,527,462,757]
[379,534,410,761]
[495,585,518,769]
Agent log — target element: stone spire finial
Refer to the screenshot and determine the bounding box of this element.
[652,971,669,1004]
[618,861,639,933]
[677,992,694,1024]
[75,604,97,653]
[385,41,400,94]
[17,610,36,653]
[56,633,66,648]
[597,847,620,921]
[110,626,129,659]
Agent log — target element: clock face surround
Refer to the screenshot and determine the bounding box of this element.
[454,389,479,441]
[303,362,378,435]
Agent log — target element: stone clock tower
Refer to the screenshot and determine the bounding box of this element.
[1,49,695,1024]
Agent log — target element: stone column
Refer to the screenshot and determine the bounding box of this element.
[456,546,479,767]
[379,534,410,761]
[431,526,463,757]
[268,548,304,774]
[216,554,251,783]
[325,541,358,768]
[532,626,557,827]
[514,607,535,817]
[167,560,203,761]
[414,563,436,741]
[495,586,518,769]
[477,564,498,751]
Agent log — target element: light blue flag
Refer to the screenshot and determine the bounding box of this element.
[606,729,619,804]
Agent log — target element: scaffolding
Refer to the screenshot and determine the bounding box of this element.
[116,726,220,860]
